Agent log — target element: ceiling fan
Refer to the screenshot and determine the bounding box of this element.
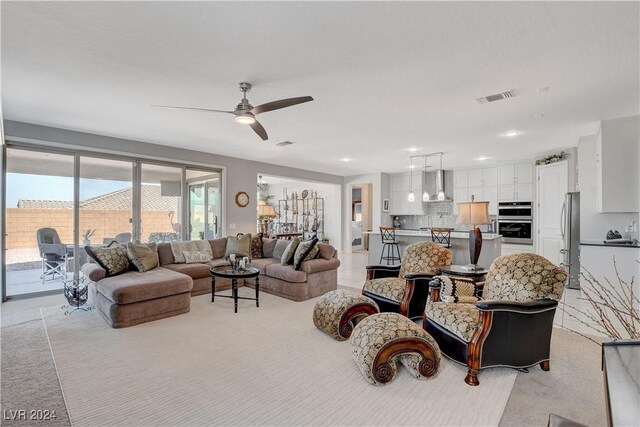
[152,82,313,141]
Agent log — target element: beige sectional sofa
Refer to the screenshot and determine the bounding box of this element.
[84,237,339,328]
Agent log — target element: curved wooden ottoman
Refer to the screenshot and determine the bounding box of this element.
[313,289,380,341]
[350,312,442,386]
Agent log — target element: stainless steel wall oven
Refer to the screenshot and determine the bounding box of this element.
[497,202,533,244]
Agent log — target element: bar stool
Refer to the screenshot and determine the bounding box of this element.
[379,227,401,265]
[430,228,452,248]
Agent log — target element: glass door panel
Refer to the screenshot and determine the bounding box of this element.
[140,163,183,243]
[79,157,133,264]
[187,169,221,240]
[5,148,75,296]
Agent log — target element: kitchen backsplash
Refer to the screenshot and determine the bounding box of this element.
[390,201,496,232]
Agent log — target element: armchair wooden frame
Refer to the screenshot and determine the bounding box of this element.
[425,280,559,386]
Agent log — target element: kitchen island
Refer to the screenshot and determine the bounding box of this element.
[364,230,502,268]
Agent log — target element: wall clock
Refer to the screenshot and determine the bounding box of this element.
[235,191,250,208]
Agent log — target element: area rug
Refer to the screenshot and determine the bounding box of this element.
[42,290,517,426]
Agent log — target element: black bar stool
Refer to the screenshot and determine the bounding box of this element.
[430,228,452,248]
[379,227,401,265]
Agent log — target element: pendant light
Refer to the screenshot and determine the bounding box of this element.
[437,152,446,201]
[407,157,415,202]
[422,156,430,201]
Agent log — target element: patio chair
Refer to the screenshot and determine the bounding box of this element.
[36,228,73,284]
[103,232,132,245]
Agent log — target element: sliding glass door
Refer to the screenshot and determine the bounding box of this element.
[2,145,223,299]
[140,163,183,243]
[79,157,134,256]
[4,148,75,296]
[187,170,221,240]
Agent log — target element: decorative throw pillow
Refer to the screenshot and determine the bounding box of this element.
[250,233,264,259]
[86,241,130,277]
[434,276,481,303]
[126,241,158,272]
[194,240,213,260]
[293,237,319,271]
[225,233,251,257]
[262,238,277,258]
[316,243,336,260]
[272,239,290,260]
[170,241,199,264]
[281,237,301,265]
[183,251,214,264]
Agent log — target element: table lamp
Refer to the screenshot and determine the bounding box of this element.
[257,203,277,235]
[456,195,491,271]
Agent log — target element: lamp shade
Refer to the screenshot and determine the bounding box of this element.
[456,201,491,225]
[258,204,276,217]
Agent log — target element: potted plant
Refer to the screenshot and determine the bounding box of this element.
[319,233,330,244]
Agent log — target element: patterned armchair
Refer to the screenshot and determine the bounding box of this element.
[362,242,452,318]
[423,253,567,386]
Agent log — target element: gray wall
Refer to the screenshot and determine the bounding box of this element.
[3,120,343,237]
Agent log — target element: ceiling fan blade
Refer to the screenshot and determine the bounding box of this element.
[250,96,313,115]
[151,105,234,114]
[249,120,268,141]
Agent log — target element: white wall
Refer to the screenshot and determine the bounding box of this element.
[4,121,343,238]
[266,180,341,250]
[578,135,638,241]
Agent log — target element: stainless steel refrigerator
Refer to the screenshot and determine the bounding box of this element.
[560,192,580,289]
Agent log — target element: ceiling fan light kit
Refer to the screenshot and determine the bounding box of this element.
[153,82,313,141]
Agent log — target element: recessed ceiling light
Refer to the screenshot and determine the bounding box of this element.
[407,147,419,152]
[502,131,520,137]
[407,164,418,169]
[476,156,489,161]
[340,157,352,162]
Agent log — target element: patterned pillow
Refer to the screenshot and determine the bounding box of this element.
[433,276,481,303]
[250,234,264,259]
[183,251,213,264]
[170,241,199,264]
[293,238,319,270]
[225,234,252,258]
[86,242,129,277]
[126,241,158,272]
[280,237,301,265]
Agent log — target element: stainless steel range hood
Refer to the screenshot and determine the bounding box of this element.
[424,170,453,202]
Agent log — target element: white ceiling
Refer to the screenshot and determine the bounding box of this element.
[2,2,639,175]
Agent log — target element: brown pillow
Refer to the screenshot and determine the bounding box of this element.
[262,238,277,258]
[316,243,336,260]
[272,239,290,260]
[250,234,263,259]
[127,241,159,272]
[225,233,252,257]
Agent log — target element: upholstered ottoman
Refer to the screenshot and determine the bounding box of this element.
[350,312,441,385]
[313,289,379,340]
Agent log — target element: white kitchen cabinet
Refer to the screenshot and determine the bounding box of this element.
[595,116,639,213]
[390,172,425,215]
[454,169,468,188]
[453,167,497,215]
[498,161,534,201]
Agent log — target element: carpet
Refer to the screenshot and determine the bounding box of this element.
[42,290,517,426]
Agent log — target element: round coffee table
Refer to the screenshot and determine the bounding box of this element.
[210,266,260,313]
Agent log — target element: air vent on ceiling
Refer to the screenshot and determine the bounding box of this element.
[476,90,515,104]
[276,141,294,147]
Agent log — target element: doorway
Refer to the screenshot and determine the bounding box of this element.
[350,184,373,252]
